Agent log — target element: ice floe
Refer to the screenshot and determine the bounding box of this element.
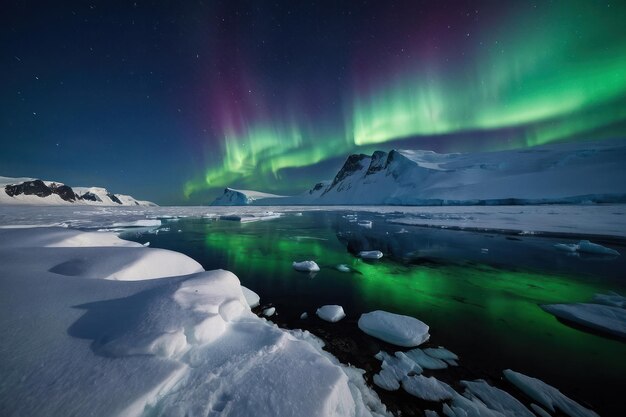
[542,302,626,338]
[292,260,321,272]
[402,375,454,401]
[317,305,346,322]
[504,369,599,417]
[555,240,620,256]
[358,250,384,260]
[358,310,430,347]
[337,264,351,272]
[461,379,535,417]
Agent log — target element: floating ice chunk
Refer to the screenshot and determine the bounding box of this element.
[300,312,308,319]
[262,307,276,317]
[592,291,626,308]
[373,367,401,391]
[504,369,600,417]
[424,347,459,361]
[530,404,552,417]
[292,260,320,272]
[461,379,535,417]
[555,243,579,252]
[358,220,373,228]
[316,305,346,322]
[336,264,351,272]
[241,286,260,308]
[405,348,448,370]
[112,219,161,227]
[542,302,626,338]
[402,375,454,401]
[142,241,150,247]
[445,359,459,366]
[425,410,440,417]
[481,248,489,253]
[358,250,383,260]
[577,240,619,256]
[359,310,430,347]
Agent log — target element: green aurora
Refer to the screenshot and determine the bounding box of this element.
[186,1,626,198]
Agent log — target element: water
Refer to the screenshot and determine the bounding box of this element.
[123,210,626,415]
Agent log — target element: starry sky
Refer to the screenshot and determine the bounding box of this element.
[2,1,626,205]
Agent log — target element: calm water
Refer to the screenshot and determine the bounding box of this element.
[122,211,626,414]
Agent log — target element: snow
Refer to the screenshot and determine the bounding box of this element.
[542,302,626,338]
[359,250,384,260]
[0,226,389,417]
[504,370,600,417]
[241,286,260,308]
[358,310,430,347]
[317,305,346,322]
[293,260,321,272]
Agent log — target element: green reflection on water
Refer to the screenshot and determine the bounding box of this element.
[200,220,626,383]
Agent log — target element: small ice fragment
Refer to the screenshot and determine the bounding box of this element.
[405,348,448,370]
[424,410,440,417]
[358,310,430,347]
[402,375,454,401]
[373,367,401,391]
[359,250,383,260]
[262,307,275,317]
[358,220,372,228]
[336,264,350,272]
[316,305,346,322]
[300,312,308,319]
[292,260,320,272]
[480,248,489,253]
[142,242,150,247]
[423,347,459,361]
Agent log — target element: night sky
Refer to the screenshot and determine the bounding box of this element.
[2,1,626,205]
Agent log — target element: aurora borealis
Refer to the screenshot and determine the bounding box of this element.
[2,1,626,204]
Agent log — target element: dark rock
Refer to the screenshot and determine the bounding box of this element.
[323,153,370,194]
[49,183,77,202]
[107,193,122,204]
[80,192,101,202]
[309,182,327,195]
[5,180,52,198]
[366,151,388,175]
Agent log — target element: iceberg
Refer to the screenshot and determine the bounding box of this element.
[358,310,430,347]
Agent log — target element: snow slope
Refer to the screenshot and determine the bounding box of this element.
[238,139,626,206]
[211,187,286,206]
[0,227,388,417]
[0,176,156,206]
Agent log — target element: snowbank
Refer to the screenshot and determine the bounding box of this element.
[0,227,389,417]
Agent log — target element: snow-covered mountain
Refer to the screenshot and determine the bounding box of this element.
[0,176,157,206]
[211,187,286,206]
[217,139,626,206]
